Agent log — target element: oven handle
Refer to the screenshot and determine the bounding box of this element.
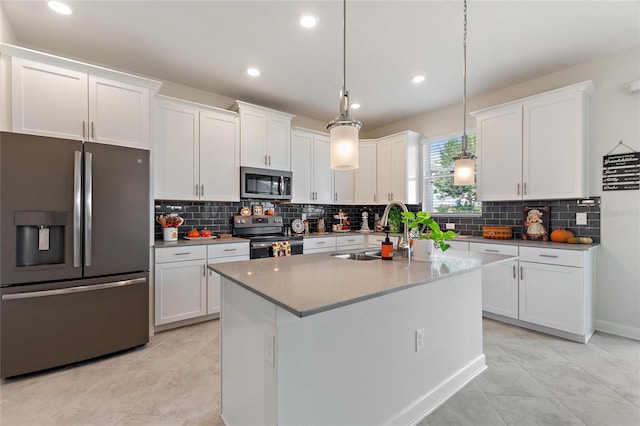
[1,278,146,301]
[251,241,303,249]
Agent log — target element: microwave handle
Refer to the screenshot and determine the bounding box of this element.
[279,176,284,195]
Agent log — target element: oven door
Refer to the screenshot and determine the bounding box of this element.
[250,241,303,259]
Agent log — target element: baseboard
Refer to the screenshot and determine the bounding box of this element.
[594,319,640,341]
[154,313,219,333]
[384,354,487,426]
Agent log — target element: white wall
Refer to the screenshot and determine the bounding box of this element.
[367,48,640,339]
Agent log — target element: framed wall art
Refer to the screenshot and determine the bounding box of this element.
[522,205,550,241]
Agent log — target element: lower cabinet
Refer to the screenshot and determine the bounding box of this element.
[154,245,207,325]
[154,242,249,327]
[470,242,596,342]
[303,236,336,254]
[336,234,365,251]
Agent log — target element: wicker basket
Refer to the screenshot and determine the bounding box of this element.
[482,226,513,240]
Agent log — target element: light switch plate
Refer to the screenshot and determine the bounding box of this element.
[576,212,587,225]
[301,213,307,221]
[445,223,456,230]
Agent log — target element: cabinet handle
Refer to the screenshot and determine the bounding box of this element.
[268,155,271,166]
[317,241,326,244]
[539,254,558,258]
[348,239,355,242]
[200,184,204,197]
[91,122,95,139]
[335,193,338,202]
[513,265,516,279]
[523,182,527,195]
[203,265,206,277]
[520,266,524,280]
[391,193,394,200]
[517,183,520,195]
[224,248,237,252]
[195,184,199,196]
[174,252,192,256]
[264,155,268,166]
[373,193,376,203]
[82,121,86,138]
[484,249,500,253]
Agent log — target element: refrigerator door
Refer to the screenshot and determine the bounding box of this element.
[1,132,83,285]
[83,142,149,277]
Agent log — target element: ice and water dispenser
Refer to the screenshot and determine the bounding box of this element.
[15,211,66,267]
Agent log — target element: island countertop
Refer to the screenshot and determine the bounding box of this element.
[209,250,514,318]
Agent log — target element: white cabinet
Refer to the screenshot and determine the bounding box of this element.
[232,101,294,170]
[336,234,365,251]
[154,95,239,201]
[447,240,470,251]
[376,131,421,204]
[470,241,596,342]
[473,81,595,201]
[291,128,333,204]
[10,56,153,149]
[354,140,377,205]
[334,169,354,204]
[207,242,250,315]
[303,236,336,254]
[470,243,519,319]
[154,245,207,325]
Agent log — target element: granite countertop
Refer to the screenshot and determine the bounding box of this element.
[154,237,248,248]
[209,250,514,318]
[452,235,599,251]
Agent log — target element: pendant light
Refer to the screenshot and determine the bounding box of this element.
[453,0,475,185]
[327,0,361,170]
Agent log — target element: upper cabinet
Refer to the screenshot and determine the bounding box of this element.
[376,131,422,205]
[2,45,161,149]
[472,81,595,201]
[291,128,333,204]
[354,140,377,205]
[154,96,239,202]
[231,101,294,170]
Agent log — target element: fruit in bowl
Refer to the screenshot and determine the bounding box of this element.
[187,228,200,238]
[200,227,212,238]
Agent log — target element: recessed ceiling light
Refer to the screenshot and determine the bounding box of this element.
[351,103,361,110]
[247,68,260,77]
[412,75,425,84]
[48,1,74,15]
[300,14,319,28]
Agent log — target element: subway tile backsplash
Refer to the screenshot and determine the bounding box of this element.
[154,197,600,243]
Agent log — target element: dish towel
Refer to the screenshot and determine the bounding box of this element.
[272,241,291,257]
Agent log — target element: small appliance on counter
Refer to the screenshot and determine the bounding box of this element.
[360,211,371,232]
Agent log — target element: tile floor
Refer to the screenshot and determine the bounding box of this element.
[1,318,638,425]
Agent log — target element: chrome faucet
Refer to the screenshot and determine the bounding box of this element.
[381,200,410,257]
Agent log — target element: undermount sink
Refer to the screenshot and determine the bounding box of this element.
[331,249,381,261]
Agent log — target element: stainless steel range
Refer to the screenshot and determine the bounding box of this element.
[232,215,303,258]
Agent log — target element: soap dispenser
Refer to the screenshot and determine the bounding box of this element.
[381,228,394,260]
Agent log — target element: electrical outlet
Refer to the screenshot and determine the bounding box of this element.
[445,223,456,230]
[576,212,587,225]
[301,213,307,221]
[415,328,425,352]
[264,330,275,367]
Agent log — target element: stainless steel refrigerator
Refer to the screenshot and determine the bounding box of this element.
[0,132,150,378]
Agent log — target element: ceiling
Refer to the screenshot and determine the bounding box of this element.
[1,0,639,131]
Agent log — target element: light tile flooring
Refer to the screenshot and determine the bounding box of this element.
[1,318,638,425]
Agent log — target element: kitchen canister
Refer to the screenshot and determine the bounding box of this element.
[163,227,178,242]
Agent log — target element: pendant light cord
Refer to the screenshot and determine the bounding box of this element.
[343,0,347,93]
[462,0,468,152]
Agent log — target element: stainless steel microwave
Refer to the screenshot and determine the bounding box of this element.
[240,167,292,200]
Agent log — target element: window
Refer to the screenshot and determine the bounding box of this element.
[422,133,481,214]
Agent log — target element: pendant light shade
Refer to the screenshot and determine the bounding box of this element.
[453,0,475,186]
[328,0,360,170]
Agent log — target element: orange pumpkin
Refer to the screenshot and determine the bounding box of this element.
[550,229,574,243]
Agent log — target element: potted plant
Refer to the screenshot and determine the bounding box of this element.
[401,211,457,260]
[387,206,403,233]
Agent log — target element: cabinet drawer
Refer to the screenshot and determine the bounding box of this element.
[519,247,582,267]
[208,242,250,259]
[303,237,336,251]
[336,235,365,248]
[155,245,206,263]
[448,241,469,251]
[469,243,518,256]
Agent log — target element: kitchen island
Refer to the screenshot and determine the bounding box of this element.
[209,250,514,426]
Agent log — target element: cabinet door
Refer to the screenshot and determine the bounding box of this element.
[199,110,239,201]
[11,58,87,140]
[519,261,583,334]
[481,260,519,319]
[291,131,313,203]
[88,76,149,149]
[334,169,354,204]
[355,141,377,204]
[523,92,586,199]
[390,137,408,203]
[377,141,393,203]
[239,110,267,168]
[313,136,333,204]
[266,115,290,170]
[207,254,249,315]
[154,259,207,325]
[154,101,199,200]
[476,106,523,201]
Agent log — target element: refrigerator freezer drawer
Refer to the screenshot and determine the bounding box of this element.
[0,272,149,379]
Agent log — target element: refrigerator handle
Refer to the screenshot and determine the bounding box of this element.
[84,151,93,267]
[73,151,82,268]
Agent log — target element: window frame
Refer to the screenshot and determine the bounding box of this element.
[421,130,481,217]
